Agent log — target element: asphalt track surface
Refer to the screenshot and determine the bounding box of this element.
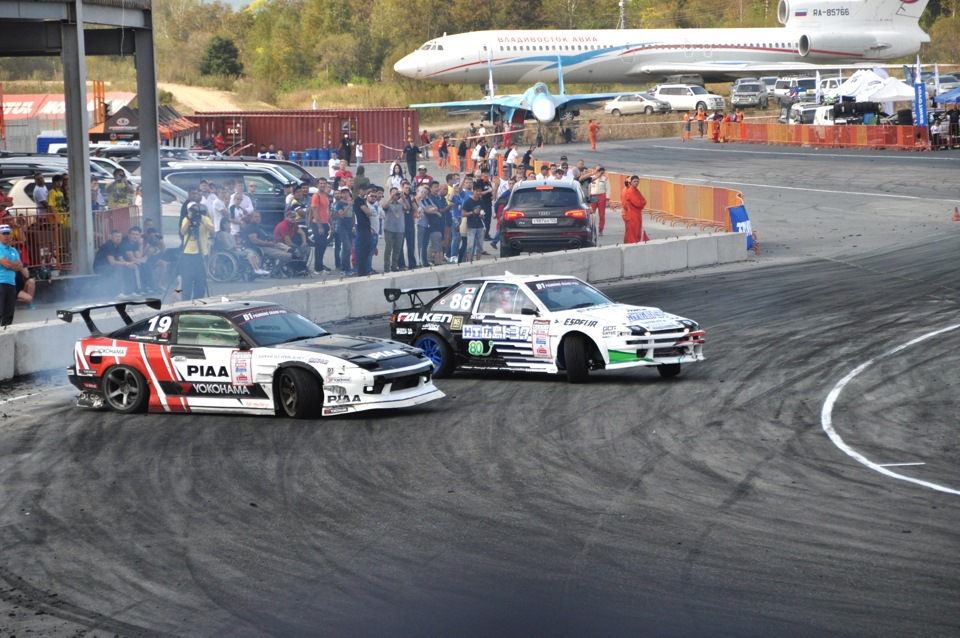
[1,139,958,636]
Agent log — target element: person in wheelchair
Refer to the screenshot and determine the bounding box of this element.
[273,207,310,261]
[212,218,269,277]
[243,211,296,265]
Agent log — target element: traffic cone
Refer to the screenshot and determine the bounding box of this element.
[953,207,960,222]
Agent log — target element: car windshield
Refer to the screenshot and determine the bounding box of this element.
[228,306,329,347]
[797,79,816,90]
[526,279,613,311]
[691,86,709,94]
[738,84,762,92]
[509,187,581,208]
[940,75,958,82]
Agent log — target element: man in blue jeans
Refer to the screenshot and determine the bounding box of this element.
[336,188,356,275]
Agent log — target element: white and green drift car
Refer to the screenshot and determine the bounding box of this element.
[385,274,705,383]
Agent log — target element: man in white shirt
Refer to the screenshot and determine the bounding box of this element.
[504,144,519,179]
[32,174,49,213]
[328,155,340,179]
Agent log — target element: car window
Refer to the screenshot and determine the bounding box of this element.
[527,279,612,311]
[432,282,481,313]
[228,305,327,347]
[797,79,816,90]
[739,84,762,92]
[691,86,708,95]
[176,314,240,347]
[509,187,581,208]
[476,283,537,315]
[111,314,174,343]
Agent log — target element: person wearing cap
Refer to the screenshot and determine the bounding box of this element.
[274,207,309,261]
[589,166,611,237]
[413,165,432,190]
[0,223,25,326]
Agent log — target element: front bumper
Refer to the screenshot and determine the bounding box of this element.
[602,330,706,368]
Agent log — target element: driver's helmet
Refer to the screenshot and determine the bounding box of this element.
[498,286,515,310]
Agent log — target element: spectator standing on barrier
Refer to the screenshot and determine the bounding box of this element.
[382,187,406,273]
[0,224,24,326]
[179,200,214,300]
[93,229,136,294]
[403,139,422,179]
[621,175,647,244]
[91,177,106,211]
[589,167,611,237]
[588,119,600,151]
[696,106,706,137]
[106,169,134,208]
[310,178,332,272]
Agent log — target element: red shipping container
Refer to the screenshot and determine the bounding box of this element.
[190,109,420,163]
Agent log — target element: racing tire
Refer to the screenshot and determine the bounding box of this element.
[611,109,622,117]
[102,365,149,414]
[415,334,455,378]
[695,101,707,112]
[563,335,590,384]
[276,367,323,419]
[644,106,654,115]
[500,243,517,258]
[208,251,238,283]
[658,363,681,378]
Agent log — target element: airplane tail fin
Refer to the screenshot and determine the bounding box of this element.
[557,54,565,96]
[780,0,930,25]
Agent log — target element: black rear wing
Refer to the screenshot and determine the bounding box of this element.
[383,286,449,310]
[57,298,162,335]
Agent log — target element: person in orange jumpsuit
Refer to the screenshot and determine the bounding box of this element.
[621,175,647,244]
[683,111,691,140]
[588,119,600,150]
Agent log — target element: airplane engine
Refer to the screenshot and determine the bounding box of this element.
[531,97,557,123]
[797,32,879,58]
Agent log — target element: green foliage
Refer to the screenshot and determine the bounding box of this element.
[200,36,244,76]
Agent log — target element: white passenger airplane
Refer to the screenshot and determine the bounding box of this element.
[394,0,930,85]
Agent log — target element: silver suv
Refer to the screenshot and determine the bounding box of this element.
[730,82,769,109]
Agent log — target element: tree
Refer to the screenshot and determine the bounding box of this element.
[200,36,244,76]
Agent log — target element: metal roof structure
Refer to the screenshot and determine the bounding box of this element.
[0,0,161,274]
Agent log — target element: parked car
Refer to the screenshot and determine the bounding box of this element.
[819,77,843,100]
[160,164,294,227]
[498,179,596,257]
[59,298,443,417]
[649,84,725,112]
[730,82,769,109]
[928,74,960,94]
[760,76,779,97]
[603,93,672,116]
[215,156,319,187]
[773,77,818,106]
[384,274,706,383]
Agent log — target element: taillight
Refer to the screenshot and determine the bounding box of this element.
[390,314,396,324]
[504,210,525,221]
[564,209,587,219]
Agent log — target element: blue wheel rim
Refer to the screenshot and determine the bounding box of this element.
[419,337,443,368]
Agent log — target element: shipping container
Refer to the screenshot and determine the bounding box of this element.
[190,109,420,164]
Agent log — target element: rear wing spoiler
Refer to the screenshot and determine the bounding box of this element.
[57,298,162,335]
[383,286,449,309]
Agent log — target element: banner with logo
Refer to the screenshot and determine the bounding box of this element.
[727,205,755,251]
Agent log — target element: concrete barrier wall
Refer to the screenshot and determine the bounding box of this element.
[0,233,749,381]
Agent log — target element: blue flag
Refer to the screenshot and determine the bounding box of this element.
[727,205,755,251]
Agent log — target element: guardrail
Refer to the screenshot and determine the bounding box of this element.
[721,122,930,150]
[2,205,140,272]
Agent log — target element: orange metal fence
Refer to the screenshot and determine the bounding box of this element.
[1,206,139,272]
[721,123,930,150]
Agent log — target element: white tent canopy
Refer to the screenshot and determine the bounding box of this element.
[837,70,887,99]
[857,77,916,103]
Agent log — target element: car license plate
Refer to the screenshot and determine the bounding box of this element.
[531,218,557,224]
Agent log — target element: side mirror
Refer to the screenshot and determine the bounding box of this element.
[521,307,539,316]
[238,338,251,351]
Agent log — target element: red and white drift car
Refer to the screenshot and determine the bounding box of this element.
[59,299,442,418]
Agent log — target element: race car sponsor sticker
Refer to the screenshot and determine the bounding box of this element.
[396,312,455,324]
[467,340,494,356]
[451,316,463,330]
[324,407,349,415]
[463,324,531,340]
[562,318,597,328]
[395,327,413,335]
[233,306,290,325]
[533,319,551,359]
[626,308,666,323]
[231,350,253,386]
[602,325,617,337]
[532,279,579,290]
[85,345,127,357]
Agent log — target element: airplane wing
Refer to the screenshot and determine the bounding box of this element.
[632,62,904,81]
[409,95,525,112]
[552,92,628,110]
